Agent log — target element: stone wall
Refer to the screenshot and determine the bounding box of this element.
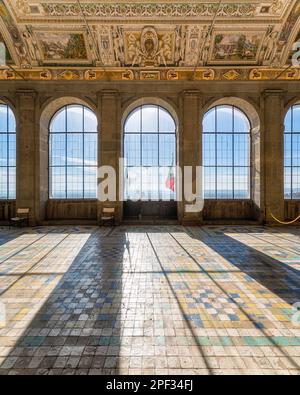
[0,79,299,225]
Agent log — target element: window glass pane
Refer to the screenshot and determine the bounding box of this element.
[234,134,249,166]
[84,134,97,166]
[217,134,233,166]
[203,108,215,133]
[84,167,97,198]
[284,134,291,167]
[234,108,250,133]
[0,105,7,132]
[142,105,158,132]
[203,105,250,199]
[217,167,233,199]
[285,105,300,199]
[8,134,16,167]
[124,166,141,200]
[216,105,233,132]
[203,134,215,166]
[8,108,16,132]
[67,105,83,132]
[142,134,158,166]
[67,133,83,166]
[50,167,66,199]
[203,167,216,199]
[141,166,159,200]
[0,105,16,199]
[292,167,300,199]
[124,134,140,166]
[292,134,300,166]
[284,167,292,199]
[159,166,176,200]
[125,108,141,133]
[49,105,97,199]
[124,105,176,200]
[0,167,7,199]
[293,105,300,132]
[285,108,292,133]
[159,134,175,166]
[67,166,83,198]
[159,108,175,133]
[50,108,66,133]
[234,167,249,199]
[0,134,7,166]
[8,167,16,199]
[50,134,66,166]
[84,107,97,132]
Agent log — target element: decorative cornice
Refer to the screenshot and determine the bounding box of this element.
[40,3,257,18]
[1,67,300,82]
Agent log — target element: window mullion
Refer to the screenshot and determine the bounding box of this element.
[65,107,68,199]
[291,108,294,199]
[232,107,234,199]
[82,106,85,199]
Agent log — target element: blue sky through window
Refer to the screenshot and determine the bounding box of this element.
[203,105,250,199]
[284,105,300,199]
[0,104,16,199]
[124,105,176,201]
[49,105,98,199]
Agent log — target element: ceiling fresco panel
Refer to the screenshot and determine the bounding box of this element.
[0,1,299,80]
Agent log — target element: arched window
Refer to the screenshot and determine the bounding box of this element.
[49,104,98,199]
[203,105,250,199]
[0,104,16,199]
[124,104,176,200]
[284,105,300,199]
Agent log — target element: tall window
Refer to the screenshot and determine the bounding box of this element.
[284,105,300,199]
[203,105,250,199]
[124,105,176,200]
[0,104,16,199]
[49,105,98,199]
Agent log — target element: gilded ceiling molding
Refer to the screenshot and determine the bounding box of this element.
[0,67,300,81]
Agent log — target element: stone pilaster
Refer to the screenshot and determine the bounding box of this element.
[179,90,203,224]
[97,90,122,223]
[16,90,37,225]
[263,89,285,224]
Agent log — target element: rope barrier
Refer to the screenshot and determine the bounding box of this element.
[268,208,300,225]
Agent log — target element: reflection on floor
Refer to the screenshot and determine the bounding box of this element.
[0,225,300,375]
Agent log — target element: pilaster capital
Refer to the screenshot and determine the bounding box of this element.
[263,89,285,99]
[97,89,120,99]
[181,89,201,98]
[16,89,37,99]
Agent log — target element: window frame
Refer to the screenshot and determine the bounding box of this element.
[123,104,177,201]
[48,104,98,200]
[284,104,300,200]
[202,104,252,200]
[0,103,16,200]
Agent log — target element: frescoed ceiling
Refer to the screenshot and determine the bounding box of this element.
[1,0,300,81]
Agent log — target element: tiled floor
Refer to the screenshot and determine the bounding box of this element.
[0,225,300,375]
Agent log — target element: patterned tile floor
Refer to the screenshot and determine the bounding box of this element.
[0,225,300,375]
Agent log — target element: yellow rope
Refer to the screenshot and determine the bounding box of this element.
[268,209,300,225]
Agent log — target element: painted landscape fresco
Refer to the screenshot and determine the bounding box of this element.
[0,33,12,65]
[212,33,261,62]
[36,32,88,62]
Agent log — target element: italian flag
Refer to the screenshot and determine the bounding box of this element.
[165,156,175,192]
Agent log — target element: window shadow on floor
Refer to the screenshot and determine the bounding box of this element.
[0,226,125,375]
[187,227,300,306]
[0,225,300,374]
